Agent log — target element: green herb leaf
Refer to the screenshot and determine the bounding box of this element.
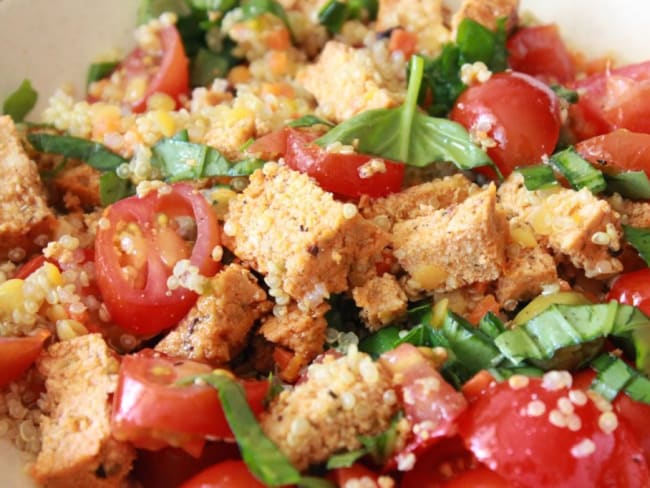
[550,84,579,104]
[623,225,650,266]
[359,325,402,358]
[456,17,508,72]
[478,311,506,339]
[288,114,335,128]
[516,164,558,191]
[605,171,650,200]
[317,0,377,33]
[241,0,295,42]
[191,47,238,87]
[589,353,650,404]
[550,147,607,193]
[137,0,192,23]
[358,412,402,465]
[316,56,495,175]
[28,133,126,170]
[325,449,367,469]
[99,171,133,205]
[297,477,336,488]
[86,61,119,88]
[180,372,301,486]
[3,79,38,123]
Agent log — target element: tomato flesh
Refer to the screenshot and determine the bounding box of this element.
[180,460,265,488]
[450,72,561,178]
[575,129,650,177]
[607,268,650,316]
[0,329,50,388]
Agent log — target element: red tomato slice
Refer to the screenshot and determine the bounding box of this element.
[442,465,510,488]
[507,24,575,84]
[570,61,650,141]
[0,329,50,388]
[607,268,650,316]
[401,436,474,488]
[379,344,467,466]
[450,72,561,178]
[575,129,650,176]
[180,460,266,488]
[14,255,53,280]
[95,183,221,335]
[458,375,649,487]
[111,351,269,455]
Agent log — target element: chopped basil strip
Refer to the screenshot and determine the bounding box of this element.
[605,171,650,200]
[99,171,133,206]
[478,311,506,339]
[241,0,295,42]
[623,225,650,266]
[288,114,335,129]
[589,354,650,404]
[550,84,579,104]
[516,164,559,191]
[318,0,378,34]
[325,449,367,469]
[297,477,336,488]
[550,147,607,193]
[190,47,237,87]
[455,17,508,72]
[2,79,38,122]
[316,56,497,176]
[488,366,544,381]
[179,372,301,487]
[86,61,119,88]
[28,133,127,171]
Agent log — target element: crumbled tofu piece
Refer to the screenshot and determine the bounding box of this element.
[225,163,390,310]
[392,184,507,292]
[0,116,54,258]
[360,174,479,230]
[155,264,271,364]
[259,302,328,363]
[451,0,519,35]
[498,172,622,278]
[31,334,134,488]
[618,199,650,228]
[203,113,257,161]
[376,0,451,56]
[53,163,102,210]
[296,41,403,123]
[262,347,398,469]
[352,274,407,330]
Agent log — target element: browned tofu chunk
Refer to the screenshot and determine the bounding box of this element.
[31,334,134,488]
[451,0,519,34]
[262,347,398,470]
[225,163,390,310]
[155,264,271,364]
[392,184,507,292]
[53,163,101,210]
[296,41,403,123]
[360,174,478,230]
[618,199,650,228]
[352,274,407,330]
[0,116,54,258]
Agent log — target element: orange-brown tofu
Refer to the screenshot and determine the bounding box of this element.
[352,274,408,330]
[451,0,519,34]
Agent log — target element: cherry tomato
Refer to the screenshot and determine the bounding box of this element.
[247,128,289,161]
[458,376,649,487]
[180,460,265,488]
[95,183,221,335]
[327,463,380,487]
[111,351,269,456]
[0,329,50,388]
[607,268,650,317]
[450,72,561,178]
[575,129,650,176]
[506,24,575,84]
[442,466,510,488]
[401,436,475,488]
[570,61,650,141]
[90,25,189,113]
[14,255,53,280]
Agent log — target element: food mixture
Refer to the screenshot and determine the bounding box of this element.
[2,0,650,486]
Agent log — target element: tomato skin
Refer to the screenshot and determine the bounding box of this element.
[450,72,561,178]
[14,255,53,280]
[458,377,649,487]
[442,466,510,488]
[575,129,650,176]
[180,460,266,488]
[0,329,50,388]
[95,183,221,335]
[111,351,269,454]
[607,268,650,316]
[507,24,575,84]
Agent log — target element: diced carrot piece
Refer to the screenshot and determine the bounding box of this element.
[466,294,499,326]
[389,29,418,59]
[265,27,291,51]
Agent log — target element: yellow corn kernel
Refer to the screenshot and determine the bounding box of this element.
[226,107,253,125]
[150,110,176,137]
[210,187,238,220]
[42,262,63,286]
[412,264,448,290]
[147,92,176,111]
[513,292,592,325]
[430,298,449,329]
[45,304,68,323]
[56,319,89,341]
[0,279,25,316]
[124,76,148,103]
[510,225,538,248]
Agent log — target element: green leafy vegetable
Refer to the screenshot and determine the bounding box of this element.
[99,171,133,206]
[550,84,579,104]
[241,0,295,42]
[589,353,650,404]
[191,47,237,87]
[86,61,119,88]
[297,477,336,488]
[137,0,191,24]
[456,17,508,72]
[3,79,38,122]
[288,114,334,128]
[550,147,607,193]
[325,449,367,469]
[605,171,650,200]
[516,164,559,191]
[317,0,378,34]
[178,371,301,486]
[28,133,127,171]
[316,56,496,175]
[623,225,650,266]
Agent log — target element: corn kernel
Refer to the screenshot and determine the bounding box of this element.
[412,264,448,290]
[124,76,147,103]
[42,262,63,286]
[56,319,89,341]
[226,107,253,124]
[0,279,25,317]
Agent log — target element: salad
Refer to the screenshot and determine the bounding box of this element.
[2,0,650,486]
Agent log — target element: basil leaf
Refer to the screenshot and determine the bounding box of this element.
[478,311,506,339]
[191,47,237,87]
[550,84,579,104]
[317,0,377,34]
[28,133,126,171]
[456,17,508,72]
[358,412,402,465]
[180,372,301,486]
[99,171,133,205]
[516,164,559,191]
[288,115,334,129]
[316,56,495,175]
[298,477,336,488]
[241,0,295,42]
[137,0,191,24]
[86,61,119,88]
[325,449,367,469]
[589,353,650,404]
[3,79,38,123]
[359,325,402,358]
[605,171,650,200]
[623,225,650,266]
[550,147,607,194]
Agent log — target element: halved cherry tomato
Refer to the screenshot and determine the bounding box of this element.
[180,460,265,488]
[14,255,53,280]
[570,61,650,141]
[111,351,269,456]
[507,24,575,84]
[90,25,189,113]
[607,268,650,316]
[95,183,221,335]
[459,376,649,487]
[450,72,561,178]
[575,129,650,176]
[380,344,467,466]
[327,463,380,487]
[0,329,50,388]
